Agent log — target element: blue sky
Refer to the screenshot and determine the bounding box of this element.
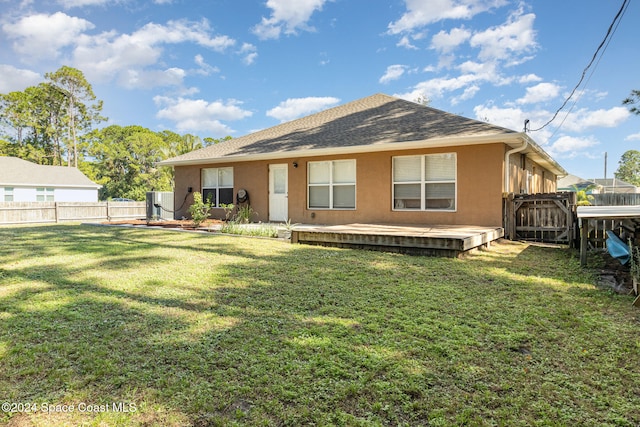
[0,0,637,180]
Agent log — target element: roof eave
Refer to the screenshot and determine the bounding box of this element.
[159,132,566,176]
[159,132,531,167]
[520,133,567,177]
[1,183,102,189]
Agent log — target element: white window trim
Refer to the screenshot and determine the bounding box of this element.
[392,153,457,212]
[4,187,14,202]
[201,167,234,208]
[307,159,357,210]
[36,187,55,202]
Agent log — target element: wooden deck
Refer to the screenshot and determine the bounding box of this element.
[291,223,504,257]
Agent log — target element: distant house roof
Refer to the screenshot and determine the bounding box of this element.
[160,93,566,176]
[557,174,598,191]
[591,178,638,190]
[0,157,101,189]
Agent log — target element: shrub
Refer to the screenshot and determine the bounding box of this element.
[188,192,212,227]
[235,205,256,224]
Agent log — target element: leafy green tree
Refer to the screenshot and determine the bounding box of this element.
[0,84,67,164]
[84,125,172,200]
[0,66,104,166]
[623,89,640,115]
[0,90,31,146]
[615,150,640,187]
[159,131,208,158]
[204,135,232,145]
[45,66,105,167]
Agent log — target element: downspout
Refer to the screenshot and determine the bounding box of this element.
[504,137,528,194]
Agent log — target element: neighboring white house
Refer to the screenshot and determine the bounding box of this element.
[591,178,640,194]
[0,156,101,202]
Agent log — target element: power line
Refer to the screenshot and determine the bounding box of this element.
[530,0,630,133]
[544,2,628,141]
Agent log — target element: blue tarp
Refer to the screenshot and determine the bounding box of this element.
[605,230,631,265]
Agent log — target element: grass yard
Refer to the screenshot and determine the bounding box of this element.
[0,224,638,426]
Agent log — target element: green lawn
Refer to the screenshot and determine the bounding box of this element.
[0,224,638,426]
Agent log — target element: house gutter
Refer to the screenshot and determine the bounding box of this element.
[504,137,528,194]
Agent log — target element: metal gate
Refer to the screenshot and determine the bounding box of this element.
[503,192,577,245]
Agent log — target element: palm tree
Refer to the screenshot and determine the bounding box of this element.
[572,184,597,206]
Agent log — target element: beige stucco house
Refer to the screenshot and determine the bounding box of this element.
[160,94,566,227]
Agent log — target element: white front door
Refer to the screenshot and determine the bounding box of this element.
[269,164,288,222]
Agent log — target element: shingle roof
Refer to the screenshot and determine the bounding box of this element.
[557,174,597,190]
[159,93,565,176]
[0,157,101,188]
[161,93,516,164]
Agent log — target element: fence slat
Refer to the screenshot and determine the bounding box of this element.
[0,202,146,224]
[504,192,577,245]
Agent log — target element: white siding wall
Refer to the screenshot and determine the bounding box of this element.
[1,186,98,202]
[13,187,37,202]
[55,188,99,202]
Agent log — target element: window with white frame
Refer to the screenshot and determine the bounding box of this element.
[36,187,54,202]
[393,153,456,211]
[201,167,234,207]
[4,187,14,202]
[308,160,356,209]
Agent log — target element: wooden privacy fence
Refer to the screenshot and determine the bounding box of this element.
[591,193,640,206]
[503,192,577,245]
[0,201,146,224]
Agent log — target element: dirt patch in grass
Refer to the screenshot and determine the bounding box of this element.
[596,251,635,294]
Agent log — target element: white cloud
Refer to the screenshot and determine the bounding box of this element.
[154,96,252,134]
[266,96,340,122]
[398,61,507,102]
[397,35,418,50]
[126,19,234,52]
[451,85,480,104]
[253,0,329,40]
[430,27,471,53]
[239,43,258,65]
[2,12,94,60]
[379,65,407,84]
[0,64,41,92]
[193,54,220,76]
[118,67,186,89]
[391,6,539,107]
[72,29,160,82]
[518,73,542,84]
[625,132,640,141]
[388,0,507,34]
[1,12,238,89]
[456,60,500,80]
[472,103,630,157]
[71,19,235,85]
[547,135,599,157]
[396,73,479,103]
[469,9,537,62]
[473,104,532,131]
[57,0,110,7]
[517,82,561,105]
[559,107,630,132]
